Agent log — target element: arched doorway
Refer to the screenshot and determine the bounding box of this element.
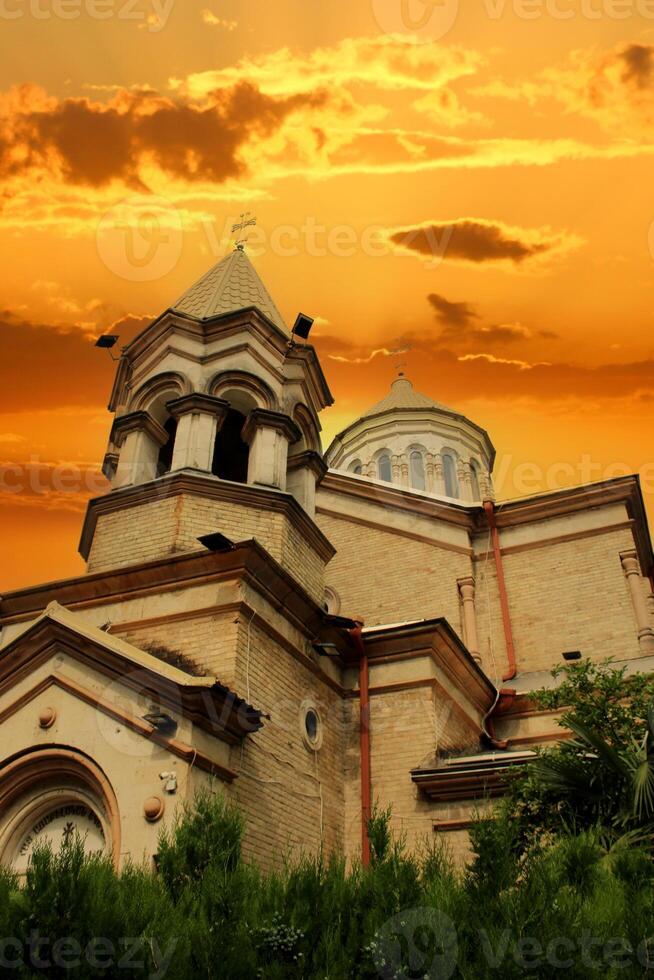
[0,748,119,874]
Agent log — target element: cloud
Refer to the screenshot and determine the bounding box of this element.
[387,218,582,269]
[0,433,26,444]
[427,292,479,328]
[477,41,654,136]
[175,36,482,99]
[319,332,654,404]
[201,10,238,30]
[0,81,327,188]
[0,310,151,412]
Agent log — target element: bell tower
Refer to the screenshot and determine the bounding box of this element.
[81,247,335,603]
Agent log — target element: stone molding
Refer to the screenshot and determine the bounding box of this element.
[110,411,168,449]
[242,408,302,445]
[165,393,230,420]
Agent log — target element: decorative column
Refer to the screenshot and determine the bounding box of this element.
[391,454,401,483]
[111,411,168,488]
[399,453,409,488]
[458,576,481,665]
[620,551,654,655]
[242,409,301,490]
[458,461,473,502]
[166,394,229,473]
[287,451,328,518]
[425,453,435,493]
[433,453,445,495]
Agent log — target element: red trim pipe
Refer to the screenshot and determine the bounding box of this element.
[349,622,371,867]
[483,500,517,683]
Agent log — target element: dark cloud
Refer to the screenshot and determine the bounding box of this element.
[619,44,654,89]
[427,292,479,327]
[0,82,327,187]
[389,219,557,264]
[427,293,557,346]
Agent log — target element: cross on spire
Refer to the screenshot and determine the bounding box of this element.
[231,212,257,250]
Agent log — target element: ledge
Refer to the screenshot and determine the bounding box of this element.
[78,470,336,563]
[412,750,535,802]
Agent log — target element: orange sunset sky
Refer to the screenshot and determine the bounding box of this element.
[1,0,654,591]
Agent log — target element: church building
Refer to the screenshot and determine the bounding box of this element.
[1,247,653,870]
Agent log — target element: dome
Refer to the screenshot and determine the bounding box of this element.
[325,373,495,504]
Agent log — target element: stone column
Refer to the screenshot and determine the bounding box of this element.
[166,394,230,473]
[287,451,328,518]
[458,461,473,502]
[111,411,168,488]
[458,576,481,665]
[620,551,654,655]
[433,453,445,495]
[242,409,301,490]
[425,453,435,493]
[399,454,409,488]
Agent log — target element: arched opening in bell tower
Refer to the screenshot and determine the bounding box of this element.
[211,387,255,484]
[212,408,249,483]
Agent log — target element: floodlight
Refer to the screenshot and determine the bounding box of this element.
[95,335,119,349]
[562,650,582,661]
[198,531,236,553]
[292,313,314,340]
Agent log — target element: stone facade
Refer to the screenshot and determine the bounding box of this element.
[1,250,653,873]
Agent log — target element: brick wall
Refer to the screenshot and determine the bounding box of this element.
[473,525,641,674]
[317,511,470,629]
[228,618,345,870]
[87,493,327,603]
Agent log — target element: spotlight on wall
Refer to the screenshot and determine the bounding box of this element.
[198,531,236,553]
[313,642,340,658]
[292,313,314,341]
[143,712,178,736]
[94,334,121,361]
[562,650,582,661]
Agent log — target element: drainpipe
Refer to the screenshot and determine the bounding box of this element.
[349,622,371,867]
[483,499,517,683]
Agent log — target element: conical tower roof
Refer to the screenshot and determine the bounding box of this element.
[361,374,450,419]
[171,248,288,333]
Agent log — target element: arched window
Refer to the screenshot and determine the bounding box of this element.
[470,460,482,500]
[410,451,425,491]
[442,452,459,498]
[212,408,249,483]
[378,453,392,482]
[349,459,363,475]
[157,417,178,476]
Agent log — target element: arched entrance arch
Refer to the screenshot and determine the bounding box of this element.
[0,747,120,873]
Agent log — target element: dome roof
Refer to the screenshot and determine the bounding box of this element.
[361,374,450,418]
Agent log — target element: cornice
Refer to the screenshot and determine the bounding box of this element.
[319,469,476,529]
[77,471,336,563]
[110,410,168,449]
[166,393,230,419]
[0,620,262,744]
[361,619,496,712]
[411,751,535,802]
[242,408,302,445]
[288,451,329,483]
